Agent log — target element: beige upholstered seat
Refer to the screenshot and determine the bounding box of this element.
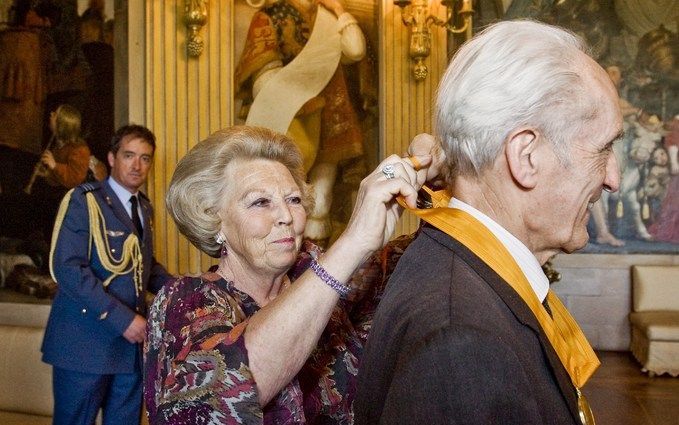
[0,302,52,423]
[629,266,679,377]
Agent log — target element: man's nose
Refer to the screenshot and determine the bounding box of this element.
[603,152,620,193]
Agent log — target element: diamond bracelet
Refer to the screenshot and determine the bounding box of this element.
[309,259,351,298]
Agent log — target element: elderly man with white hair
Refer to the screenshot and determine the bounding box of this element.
[355,19,623,425]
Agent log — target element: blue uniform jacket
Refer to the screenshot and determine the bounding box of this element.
[42,180,171,374]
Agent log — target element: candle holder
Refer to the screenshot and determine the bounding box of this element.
[185,0,208,57]
[394,0,473,81]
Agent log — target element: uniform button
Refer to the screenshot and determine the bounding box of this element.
[81,308,87,314]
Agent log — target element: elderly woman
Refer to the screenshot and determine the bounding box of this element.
[144,126,431,424]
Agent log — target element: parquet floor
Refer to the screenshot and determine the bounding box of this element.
[584,351,679,425]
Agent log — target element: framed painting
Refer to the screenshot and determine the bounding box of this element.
[232,0,380,247]
[474,0,678,254]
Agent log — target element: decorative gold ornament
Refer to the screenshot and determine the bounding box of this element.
[394,0,473,81]
[577,388,596,425]
[185,0,208,57]
[542,257,562,285]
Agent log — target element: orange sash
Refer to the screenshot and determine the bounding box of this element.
[400,188,600,390]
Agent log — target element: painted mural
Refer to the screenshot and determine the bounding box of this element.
[475,0,679,254]
[0,0,113,297]
[233,0,379,247]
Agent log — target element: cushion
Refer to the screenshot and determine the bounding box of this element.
[629,311,679,341]
[0,410,51,425]
[0,302,50,327]
[632,266,679,312]
[0,325,53,416]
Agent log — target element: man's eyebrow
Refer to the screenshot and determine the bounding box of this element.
[611,130,624,144]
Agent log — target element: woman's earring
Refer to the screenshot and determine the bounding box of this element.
[215,233,227,256]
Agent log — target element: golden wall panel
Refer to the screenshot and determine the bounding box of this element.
[145,0,233,275]
[380,2,448,237]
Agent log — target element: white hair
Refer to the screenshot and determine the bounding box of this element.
[436,20,599,178]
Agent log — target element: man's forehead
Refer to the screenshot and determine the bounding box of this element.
[120,135,154,153]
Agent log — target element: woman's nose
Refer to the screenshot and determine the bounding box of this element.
[276,202,293,225]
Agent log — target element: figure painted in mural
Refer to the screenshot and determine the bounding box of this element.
[21,103,106,240]
[143,126,433,424]
[37,104,100,189]
[235,0,367,245]
[642,145,671,216]
[355,20,623,424]
[604,115,664,241]
[648,115,679,243]
[41,124,171,425]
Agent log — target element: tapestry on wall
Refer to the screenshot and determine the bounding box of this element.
[233,0,379,248]
[475,0,679,254]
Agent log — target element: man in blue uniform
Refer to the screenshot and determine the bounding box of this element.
[42,124,172,425]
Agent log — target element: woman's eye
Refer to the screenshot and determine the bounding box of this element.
[287,196,302,205]
[251,198,270,207]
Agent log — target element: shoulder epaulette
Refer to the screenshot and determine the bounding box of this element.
[80,181,102,193]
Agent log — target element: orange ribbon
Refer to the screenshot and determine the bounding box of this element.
[399,187,599,389]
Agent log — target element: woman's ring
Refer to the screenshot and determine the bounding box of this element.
[381,164,396,180]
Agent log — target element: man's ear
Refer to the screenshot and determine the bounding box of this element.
[107,151,115,169]
[505,128,539,189]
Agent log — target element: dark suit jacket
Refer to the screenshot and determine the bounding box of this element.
[42,179,170,374]
[354,225,580,425]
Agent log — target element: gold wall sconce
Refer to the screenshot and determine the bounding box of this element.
[185,0,208,57]
[394,0,473,81]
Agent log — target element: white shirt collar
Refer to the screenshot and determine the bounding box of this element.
[448,197,549,302]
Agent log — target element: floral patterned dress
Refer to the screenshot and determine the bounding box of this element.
[143,238,412,425]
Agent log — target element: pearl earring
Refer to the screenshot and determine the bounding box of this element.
[215,233,227,256]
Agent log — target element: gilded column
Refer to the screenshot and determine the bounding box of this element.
[144,0,233,275]
[380,1,448,237]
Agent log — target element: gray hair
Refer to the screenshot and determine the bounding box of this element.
[436,20,598,179]
[166,126,311,258]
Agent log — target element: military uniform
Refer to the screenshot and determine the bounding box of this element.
[42,178,170,424]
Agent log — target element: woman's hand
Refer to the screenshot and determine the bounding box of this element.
[40,150,56,170]
[338,153,432,261]
[407,133,446,187]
